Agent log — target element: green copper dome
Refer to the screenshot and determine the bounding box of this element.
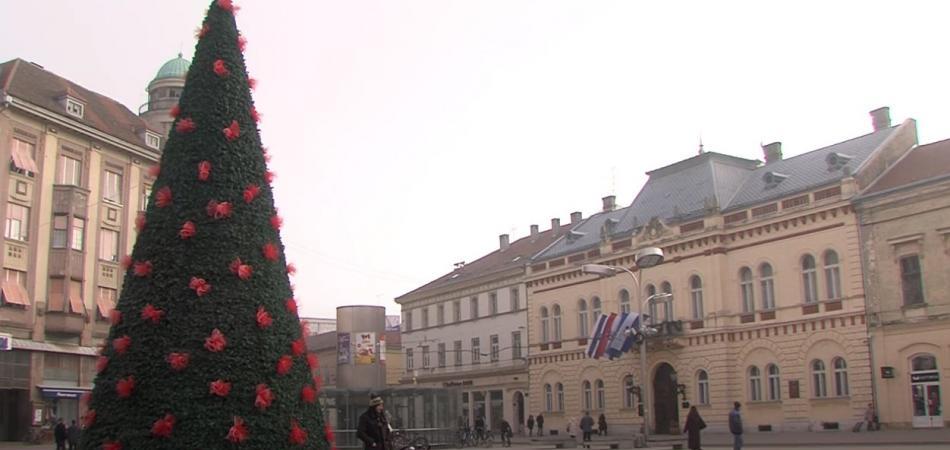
[154,53,190,80]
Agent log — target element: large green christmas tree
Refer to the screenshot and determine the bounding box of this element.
[80,1,330,448]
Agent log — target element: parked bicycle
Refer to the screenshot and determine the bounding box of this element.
[391,429,430,450]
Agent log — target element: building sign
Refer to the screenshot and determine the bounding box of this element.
[378,335,386,362]
[911,372,940,383]
[443,380,474,387]
[880,366,896,379]
[38,387,88,399]
[354,332,376,365]
[337,333,351,365]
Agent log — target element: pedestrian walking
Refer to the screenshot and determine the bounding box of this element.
[54,419,67,450]
[536,413,544,437]
[67,420,80,450]
[580,411,594,442]
[527,415,535,437]
[728,402,743,450]
[683,406,706,450]
[597,414,607,436]
[567,416,576,440]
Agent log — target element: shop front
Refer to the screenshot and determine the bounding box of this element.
[910,355,943,428]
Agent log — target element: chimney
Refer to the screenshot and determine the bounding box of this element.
[870,106,891,131]
[570,211,583,223]
[530,224,539,239]
[602,195,616,212]
[762,142,782,164]
[551,218,561,234]
[499,234,510,252]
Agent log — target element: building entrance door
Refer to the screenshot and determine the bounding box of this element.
[652,363,679,435]
[513,391,525,433]
[910,355,943,428]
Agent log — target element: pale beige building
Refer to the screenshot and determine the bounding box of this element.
[526,108,919,435]
[0,56,182,440]
[855,138,950,429]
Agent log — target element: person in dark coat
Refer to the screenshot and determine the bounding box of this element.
[579,412,594,442]
[358,396,391,450]
[683,406,706,450]
[728,402,743,450]
[66,420,80,450]
[527,415,534,437]
[536,413,544,437]
[53,419,67,450]
[597,414,607,436]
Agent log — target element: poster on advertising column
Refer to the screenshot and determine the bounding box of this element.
[379,334,387,362]
[355,332,377,365]
[338,332,351,365]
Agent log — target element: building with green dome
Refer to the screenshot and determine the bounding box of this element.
[139,53,190,137]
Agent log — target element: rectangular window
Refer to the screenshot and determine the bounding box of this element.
[5,203,29,241]
[405,348,413,371]
[511,331,522,359]
[490,334,499,362]
[470,296,479,319]
[900,255,924,306]
[141,184,152,211]
[437,343,446,368]
[56,154,82,186]
[65,98,84,118]
[2,269,30,306]
[453,300,461,322]
[404,310,412,331]
[68,279,83,314]
[510,287,520,310]
[43,353,80,385]
[471,338,481,364]
[454,340,463,367]
[97,287,116,320]
[102,170,123,204]
[145,132,161,150]
[70,217,84,251]
[422,308,429,328]
[437,304,445,325]
[52,215,68,249]
[99,228,119,262]
[421,345,430,369]
[489,292,498,315]
[9,137,38,175]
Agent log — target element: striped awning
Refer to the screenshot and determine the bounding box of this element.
[11,338,98,356]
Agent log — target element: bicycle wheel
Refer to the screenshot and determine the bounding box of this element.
[411,436,430,450]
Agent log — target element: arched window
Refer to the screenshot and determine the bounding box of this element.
[623,375,637,408]
[544,383,553,412]
[760,263,775,310]
[697,370,710,405]
[578,299,589,338]
[619,289,631,314]
[767,364,781,401]
[595,379,605,410]
[555,383,565,411]
[582,380,592,410]
[591,297,602,329]
[646,284,658,325]
[748,366,762,401]
[912,355,938,371]
[824,250,841,300]
[740,267,755,313]
[661,282,673,322]
[690,275,704,320]
[812,359,827,398]
[552,304,562,341]
[833,357,849,396]
[540,307,550,342]
[801,254,818,304]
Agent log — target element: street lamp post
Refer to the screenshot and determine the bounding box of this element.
[581,247,667,444]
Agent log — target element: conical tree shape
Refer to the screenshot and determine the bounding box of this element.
[80,2,329,448]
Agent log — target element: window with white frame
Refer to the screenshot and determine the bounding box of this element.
[759,263,775,310]
[453,300,461,322]
[510,287,520,310]
[900,255,925,306]
[421,345,430,369]
[619,289,630,314]
[595,379,605,410]
[540,306,550,342]
[5,203,29,241]
[690,275,704,320]
[99,228,119,262]
[646,284,657,325]
[70,217,84,251]
[145,131,161,150]
[582,380,592,410]
[141,184,152,211]
[767,364,781,401]
[102,170,123,204]
[406,348,414,371]
[422,308,429,328]
[65,98,84,118]
[740,267,755,313]
[437,343,446,368]
[748,366,762,401]
[404,310,412,331]
[52,215,68,248]
[56,154,82,186]
[454,340,462,366]
[552,304,562,341]
[9,137,38,176]
[697,370,710,405]
[591,296,602,328]
[555,383,564,411]
[437,304,445,325]
[661,282,673,321]
[833,357,849,396]
[470,296,479,319]
[490,334,499,362]
[489,292,498,315]
[544,384,553,412]
[471,338,480,364]
[824,250,841,300]
[812,359,827,398]
[624,375,637,408]
[802,254,818,304]
[511,331,522,359]
[578,299,589,337]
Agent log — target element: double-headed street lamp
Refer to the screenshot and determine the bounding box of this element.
[581,247,669,443]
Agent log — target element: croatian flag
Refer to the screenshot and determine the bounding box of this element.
[594,313,618,359]
[586,314,608,358]
[606,312,639,359]
[620,314,642,353]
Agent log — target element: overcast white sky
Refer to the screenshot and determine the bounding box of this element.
[3,1,949,319]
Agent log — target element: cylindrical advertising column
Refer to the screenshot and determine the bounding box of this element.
[335,305,386,390]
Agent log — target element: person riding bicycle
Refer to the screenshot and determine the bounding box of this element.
[498,418,512,446]
[474,416,486,441]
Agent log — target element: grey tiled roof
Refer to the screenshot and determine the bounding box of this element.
[533,207,632,260]
[723,127,896,210]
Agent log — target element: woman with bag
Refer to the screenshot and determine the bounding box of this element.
[683,406,706,450]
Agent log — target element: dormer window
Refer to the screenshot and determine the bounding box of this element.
[65,97,85,119]
[763,171,789,189]
[826,152,853,171]
[145,131,161,150]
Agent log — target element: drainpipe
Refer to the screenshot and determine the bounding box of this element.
[854,203,880,424]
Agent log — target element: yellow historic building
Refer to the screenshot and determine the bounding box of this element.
[855,138,950,429]
[525,108,920,434]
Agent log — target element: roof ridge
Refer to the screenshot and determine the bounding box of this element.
[772,126,898,166]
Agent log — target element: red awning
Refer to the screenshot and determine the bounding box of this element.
[1,281,30,306]
[68,281,84,314]
[10,144,38,173]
